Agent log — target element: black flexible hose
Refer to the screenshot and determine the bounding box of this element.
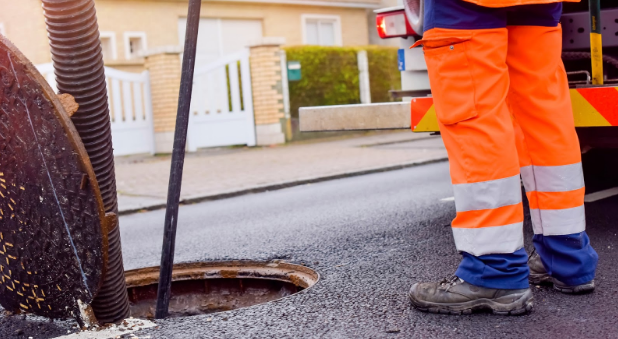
[41,0,130,324]
[562,51,618,70]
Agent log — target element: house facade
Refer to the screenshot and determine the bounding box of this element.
[0,0,386,154]
[1,0,381,71]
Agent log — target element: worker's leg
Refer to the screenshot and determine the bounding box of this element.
[411,0,532,285]
[409,0,534,314]
[506,4,598,288]
[421,0,528,289]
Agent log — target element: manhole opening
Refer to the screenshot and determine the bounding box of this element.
[124,261,319,318]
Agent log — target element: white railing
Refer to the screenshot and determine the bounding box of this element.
[36,63,155,156]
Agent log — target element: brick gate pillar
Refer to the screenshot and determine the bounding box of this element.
[143,46,182,153]
[249,38,287,146]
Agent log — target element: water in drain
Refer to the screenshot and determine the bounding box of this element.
[124,261,319,318]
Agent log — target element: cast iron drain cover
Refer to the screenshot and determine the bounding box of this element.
[125,261,319,318]
[0,36,107,319]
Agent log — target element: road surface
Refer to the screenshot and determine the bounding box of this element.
[2,160,617,338]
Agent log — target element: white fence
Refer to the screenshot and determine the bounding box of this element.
[37,49,257,154]
[188,48,256,151]
[36,64,155,156]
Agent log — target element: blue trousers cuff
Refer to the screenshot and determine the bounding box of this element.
[456,248,530,290]
[533,231,598,286]
[455,231,598,289]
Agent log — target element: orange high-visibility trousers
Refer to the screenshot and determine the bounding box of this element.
[420,24,587,255]
[417,0,597,290]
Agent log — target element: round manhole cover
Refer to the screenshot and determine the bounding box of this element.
[125,261,319,318]
[0,35,107,320]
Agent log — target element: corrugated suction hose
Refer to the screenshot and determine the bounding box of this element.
[41,0,130,324]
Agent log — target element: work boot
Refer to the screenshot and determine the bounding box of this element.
[528,250,595,294]
[408,276,533,315]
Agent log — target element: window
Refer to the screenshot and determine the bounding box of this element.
[0,23,5,36]
[99,31,117,61]
[302,15,342,46]
[123,32,147,59]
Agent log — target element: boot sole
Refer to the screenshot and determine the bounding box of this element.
[408,287,534,316]
[528,272,553,285]
[529,274,595,294]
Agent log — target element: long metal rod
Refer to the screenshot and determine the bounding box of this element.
[155,0,202,319]
[589,0,603,85]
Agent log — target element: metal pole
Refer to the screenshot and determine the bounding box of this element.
[589,0,603,85]
[155,0,202,319]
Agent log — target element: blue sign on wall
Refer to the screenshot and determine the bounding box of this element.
[397,49,405,71]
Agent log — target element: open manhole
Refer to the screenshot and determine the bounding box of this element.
[124,261,319,318]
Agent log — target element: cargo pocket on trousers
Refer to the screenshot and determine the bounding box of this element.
[423,39,478,125]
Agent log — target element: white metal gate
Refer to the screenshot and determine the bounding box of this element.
[187,49,256,151]
[36,63,155,156]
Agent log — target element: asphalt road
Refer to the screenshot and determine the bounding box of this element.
[2,160,618,338]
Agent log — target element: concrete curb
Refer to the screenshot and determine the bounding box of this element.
[118,156,448,216]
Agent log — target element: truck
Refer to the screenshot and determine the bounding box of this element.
[300,0,618,190]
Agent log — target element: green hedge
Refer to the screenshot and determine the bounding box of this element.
[284,46,401,118]
[365,46,401,103]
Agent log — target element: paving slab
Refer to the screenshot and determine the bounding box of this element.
[114,131,447,214]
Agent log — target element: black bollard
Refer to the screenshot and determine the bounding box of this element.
[155,0,202,319]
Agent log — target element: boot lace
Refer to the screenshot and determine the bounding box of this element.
[438,275,463,292]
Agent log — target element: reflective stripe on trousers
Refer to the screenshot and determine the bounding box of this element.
[520,163,586,235]
[451,175,524,255]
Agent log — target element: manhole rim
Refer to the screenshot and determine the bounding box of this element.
[125,260,320,290]
[123,260,320,318]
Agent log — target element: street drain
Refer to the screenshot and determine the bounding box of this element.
[124,261,319,318]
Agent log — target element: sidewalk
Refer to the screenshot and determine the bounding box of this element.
[114,131,448,214]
